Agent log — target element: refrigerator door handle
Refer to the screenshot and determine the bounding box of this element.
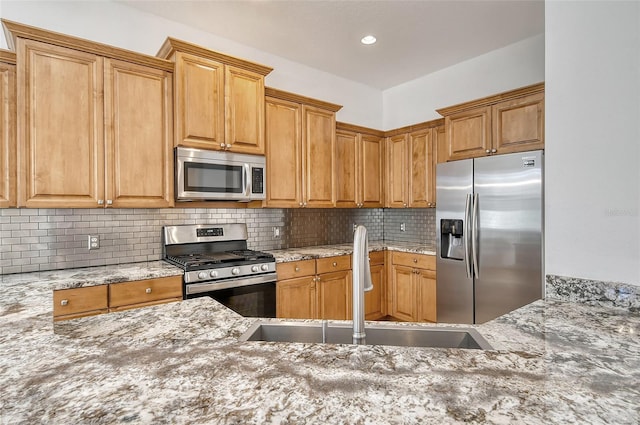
[472,193,480,278]
[464,194,472,279]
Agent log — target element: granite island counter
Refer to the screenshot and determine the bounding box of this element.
[1,266,639,424]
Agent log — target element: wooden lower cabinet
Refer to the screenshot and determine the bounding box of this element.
[53,285,108,322]
[388,252,437,323]
[52,275,182,321]
[276,275,316,319]
[109,276,182,312]
[317,270,352,320]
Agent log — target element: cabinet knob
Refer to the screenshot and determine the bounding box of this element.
[332,262,337,267]
[295,267,300,272]
[299,202,303,207]
[413,258,418,263]
[303,202,307,207]
[220,143,226,149]
[403,203,408,208]
[106,200,113,206]
[97,199,104,205]
[485,149,491,154]
[145,288,152,294]
[226,143,232,149]
[491,148,497,153]
[60,299,68,306]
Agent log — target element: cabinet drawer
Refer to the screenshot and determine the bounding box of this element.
[316,255,351,274]
[369,251,384,265]
[109,276,182,308]
[277,259,316,280]
[392,252,436,270]
[53,285,108,320]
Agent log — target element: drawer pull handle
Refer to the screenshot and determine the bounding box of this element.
[60,299,68,306]
[295,267,300,272]
[332,262,337,267]
[145,288,152,294]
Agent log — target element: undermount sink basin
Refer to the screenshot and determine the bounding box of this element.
[239,321,493,350]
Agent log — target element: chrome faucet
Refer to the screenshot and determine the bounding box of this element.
[352,225,373,345]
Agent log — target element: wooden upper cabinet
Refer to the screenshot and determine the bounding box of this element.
[408,128,434,208]
[16,39,105,208]
[104,59,173,208]
[6,20,175,208]
[335,129,358,208]
[335,123,384,209]
[174,52,225,150]
[0,51,16,208]
[435,125,447,164]
[265,96,302,207]
[225,66,265,154]
[158,38,272,155]
[492,92,544,154]
[385,120,440,209]
[445,106,491,161]
[264,88,341,208]
[437,83,545,161]
[386,133,409,208]
[303,105,336,208]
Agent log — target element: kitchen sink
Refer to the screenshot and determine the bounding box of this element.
[239,321,493,350]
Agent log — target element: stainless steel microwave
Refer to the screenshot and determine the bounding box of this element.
[175,147,266,202]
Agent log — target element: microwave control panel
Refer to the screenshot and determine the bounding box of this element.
[252,168,264,194]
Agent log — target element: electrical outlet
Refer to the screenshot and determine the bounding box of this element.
[273,227,280,239]
[400,223,406,232]
[88,235,100,250]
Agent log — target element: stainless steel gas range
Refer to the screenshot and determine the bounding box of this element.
[162,223,277,317]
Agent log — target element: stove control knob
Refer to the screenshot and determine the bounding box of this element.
[209,270,218,278]
[251,266,259,272]
[261,264,269,271]
[197,272,207,280]
[232,268,240,275]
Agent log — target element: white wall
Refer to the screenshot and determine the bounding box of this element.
[382,34,545,130]
[545,0,640,286]
[0,0,382,128]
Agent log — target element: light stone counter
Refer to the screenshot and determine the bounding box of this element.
[267,241,436,263]
[1,265,639,424]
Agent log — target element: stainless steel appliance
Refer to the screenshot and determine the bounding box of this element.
[175,147,266,202]
[436,150,543,324]
[163,223,277,317]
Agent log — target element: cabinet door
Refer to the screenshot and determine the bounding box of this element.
[335,129,358,208]
[435,125,447,164]
[174,52,225,150]
[408,128,432,208]
[265,97,302,207]
[317,270,351,320]
[445,106,491,161]
[276,276,316,319]
[302,105,335,207]
[0,60,15,208]
[492,92,544,155]
[417,269,437,323]
[17,39,104,208]
[390,265,416,321]
[365,263,386,320]
[104,59,173,208]
[225,66,265,154]
[386,134,408,208]
[360,134,384,208]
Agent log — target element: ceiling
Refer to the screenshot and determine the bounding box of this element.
[119,0,544,90]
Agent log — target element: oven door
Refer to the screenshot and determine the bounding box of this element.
[185,273,277,318]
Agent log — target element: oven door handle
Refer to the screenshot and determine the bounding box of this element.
[185,273,277,295]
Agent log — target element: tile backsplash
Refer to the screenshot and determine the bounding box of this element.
[0,207,435,274]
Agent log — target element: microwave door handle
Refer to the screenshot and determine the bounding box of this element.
[243,163,251,197]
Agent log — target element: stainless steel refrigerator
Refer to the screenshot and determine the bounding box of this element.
[436,150,543,324]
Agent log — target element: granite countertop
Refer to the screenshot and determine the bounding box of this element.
[267,241,436,263]
[1,265,639,424]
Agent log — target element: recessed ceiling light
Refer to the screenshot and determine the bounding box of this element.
[361,35,377,45]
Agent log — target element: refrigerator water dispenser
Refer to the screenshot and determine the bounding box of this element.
[440,219,464,260]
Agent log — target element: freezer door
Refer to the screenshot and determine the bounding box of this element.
[473,150,543,323]
[436,160,474,324]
